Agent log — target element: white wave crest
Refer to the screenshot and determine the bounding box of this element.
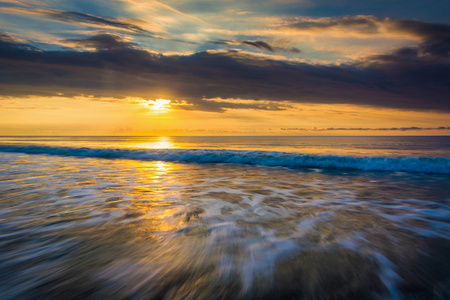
[0,145,449,174]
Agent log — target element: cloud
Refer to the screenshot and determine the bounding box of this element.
[383,19,450,59]
[64,34,137,50]
[0,32,39,50]
[1,5,207,46]
[1,5,184,42]
[240,40,274,52]
[281,126,450,131]
[388,19,450,41]
[289,15,379,34]
[174,98,292,112]
[0,32,449,112]
[213,39,301,53]
[355,20,449,101]
[287,15,450,50]
[45,9,148,33]
[213,39,274,52]
[0,33,21,43]
[2,5,152,34]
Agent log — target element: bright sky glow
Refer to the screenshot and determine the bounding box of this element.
[143,99,172,111]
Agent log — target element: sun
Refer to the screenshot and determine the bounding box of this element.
[143,99,171,111]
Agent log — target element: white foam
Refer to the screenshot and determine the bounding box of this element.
[1,145,449,174]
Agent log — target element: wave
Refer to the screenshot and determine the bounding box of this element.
[0,145,449,174]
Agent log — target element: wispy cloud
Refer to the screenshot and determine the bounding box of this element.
[63,34,137,50]
[281,126,450,131]
[288,15,380,34]
[285,15,450,50]
[0,4,199,45]
[212,39,300,53]
[173,98,292,112]
[213,39,274,52]
[45,9,151,34]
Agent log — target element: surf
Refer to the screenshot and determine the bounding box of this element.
[1,145,449,174]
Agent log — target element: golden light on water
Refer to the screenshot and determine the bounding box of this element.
[122,159,185,233]
[141,136,174,149]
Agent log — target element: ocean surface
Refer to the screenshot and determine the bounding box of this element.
[0,136,449,299]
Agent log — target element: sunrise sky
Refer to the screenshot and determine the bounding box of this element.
[0,0,449,135]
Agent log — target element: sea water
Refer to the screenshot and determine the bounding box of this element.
[0,136,449,299]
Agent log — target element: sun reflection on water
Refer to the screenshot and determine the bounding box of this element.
[122,159,185,233]
[141,136,174,149]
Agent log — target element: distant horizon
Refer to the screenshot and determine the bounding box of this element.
[2,134,450,137]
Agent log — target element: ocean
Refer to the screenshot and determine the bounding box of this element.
[0,136,449,299]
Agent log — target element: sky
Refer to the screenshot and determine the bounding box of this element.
[0,0,449,136]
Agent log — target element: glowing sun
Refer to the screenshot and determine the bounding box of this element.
[144,99,171,111]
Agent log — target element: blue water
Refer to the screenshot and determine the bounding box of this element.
[0,136,449,299]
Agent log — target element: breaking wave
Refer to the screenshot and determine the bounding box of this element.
[0,145,449,174]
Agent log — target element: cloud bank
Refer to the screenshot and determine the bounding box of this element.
[0,13,449,112]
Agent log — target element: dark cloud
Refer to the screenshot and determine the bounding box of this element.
[213,40,274,52]
[43,9,150,34]
[64,34,137,50]
[0,33,39,51]
[419,37,450,59]
[0,33,449,112]
[318,18,450,104]
[213,40,300,53]
[359,20,450,100]
[389,19,450,41]
[387,19,450,59]
[240,40,274,52]
[0,33,19,43]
